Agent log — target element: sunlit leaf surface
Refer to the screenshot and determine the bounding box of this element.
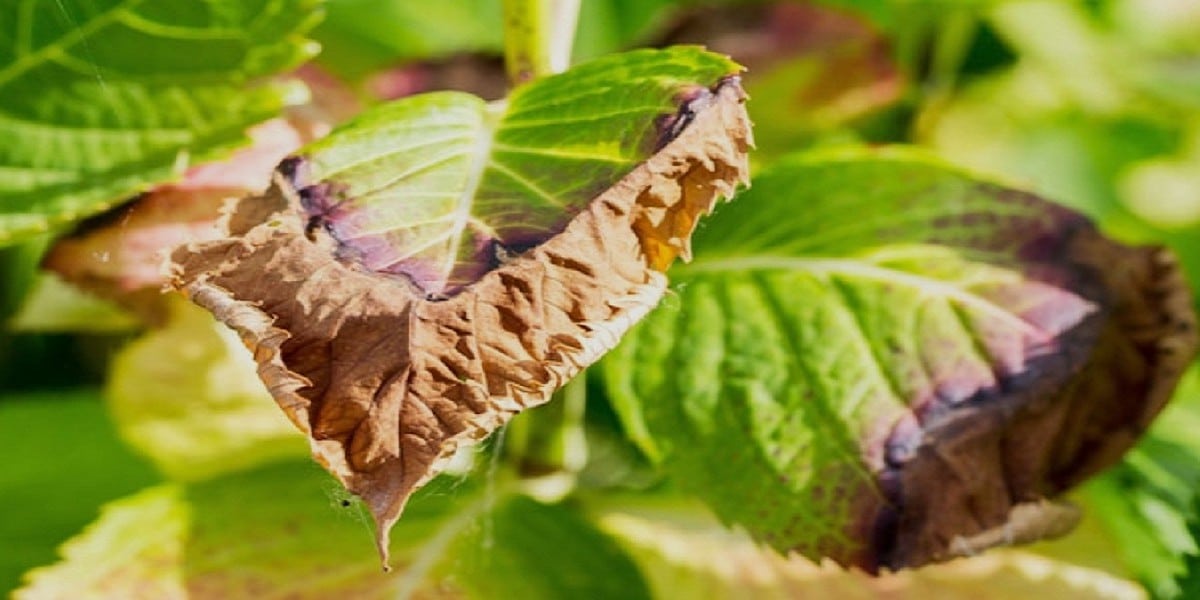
[0,0,320,245]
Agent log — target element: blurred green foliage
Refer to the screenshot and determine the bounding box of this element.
[5,0,1200,598]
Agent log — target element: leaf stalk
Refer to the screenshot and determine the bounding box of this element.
[502,0,580,85]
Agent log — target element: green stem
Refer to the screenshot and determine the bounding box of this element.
[504,373,588,480]
[502,0,580,85]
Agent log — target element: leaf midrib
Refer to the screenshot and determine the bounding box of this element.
[677,256,1060,339]
[442,102,503,278]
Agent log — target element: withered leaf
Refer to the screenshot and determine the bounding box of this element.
[171,48,752,563]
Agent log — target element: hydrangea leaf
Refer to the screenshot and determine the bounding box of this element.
[289,46,744,296]
[603,147,1197,570]
[106,298,307,482]
[171,46,752,563]
[39,118,314,324]
[16,463,651,600]
[592,496,1146,600]
[0,0,321,246]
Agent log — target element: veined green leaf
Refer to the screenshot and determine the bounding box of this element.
[16,462,651,600]
[0,0,322,246]
[604,147,1196,570]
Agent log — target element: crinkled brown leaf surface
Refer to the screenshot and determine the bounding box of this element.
[604,148,1197,571]
[170,47,752,563]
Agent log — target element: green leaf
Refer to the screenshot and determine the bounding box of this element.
[105,298,307,481]
[8,274,138,333]
[17,462,651,599]
[454,495,652,600]
[291,46,741,295]
[314,0,503,79]
[1178,503,1200,599]
[0,389,159,594]
[592,493,1146,600]
[1077,366,1200,599]
[603,146,1195,568]
[0,0,322,246]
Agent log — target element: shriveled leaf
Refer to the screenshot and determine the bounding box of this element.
[603,147,1197,570]
[0,0,320,246]
[170,47,752,562]
[17,463,651,600]
[106,297,306,481]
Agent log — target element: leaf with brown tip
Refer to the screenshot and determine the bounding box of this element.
[170,47,752,563]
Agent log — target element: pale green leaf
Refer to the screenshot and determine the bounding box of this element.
[0,0,322,246]
[593,495,1146,600]
[17,462,651,599]
[7,274,138,332]
[105,298,307,481]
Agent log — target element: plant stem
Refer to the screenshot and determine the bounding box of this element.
[502,0,580,85]
[505,372,588,482]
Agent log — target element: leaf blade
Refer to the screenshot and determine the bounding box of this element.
[0,0,321,245]
[604,147,1197,569]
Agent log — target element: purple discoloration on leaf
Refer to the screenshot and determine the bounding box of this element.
[283,74,747,299]
[862,209,1196,571]
[654,76,742,152]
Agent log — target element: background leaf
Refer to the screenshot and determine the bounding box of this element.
[17,461,652,599]
[0,0,322,246]
[0,390,159,595]
[314,0,502,79]
[105,298,307,481]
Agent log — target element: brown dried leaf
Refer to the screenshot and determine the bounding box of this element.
[170,81,751,563]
